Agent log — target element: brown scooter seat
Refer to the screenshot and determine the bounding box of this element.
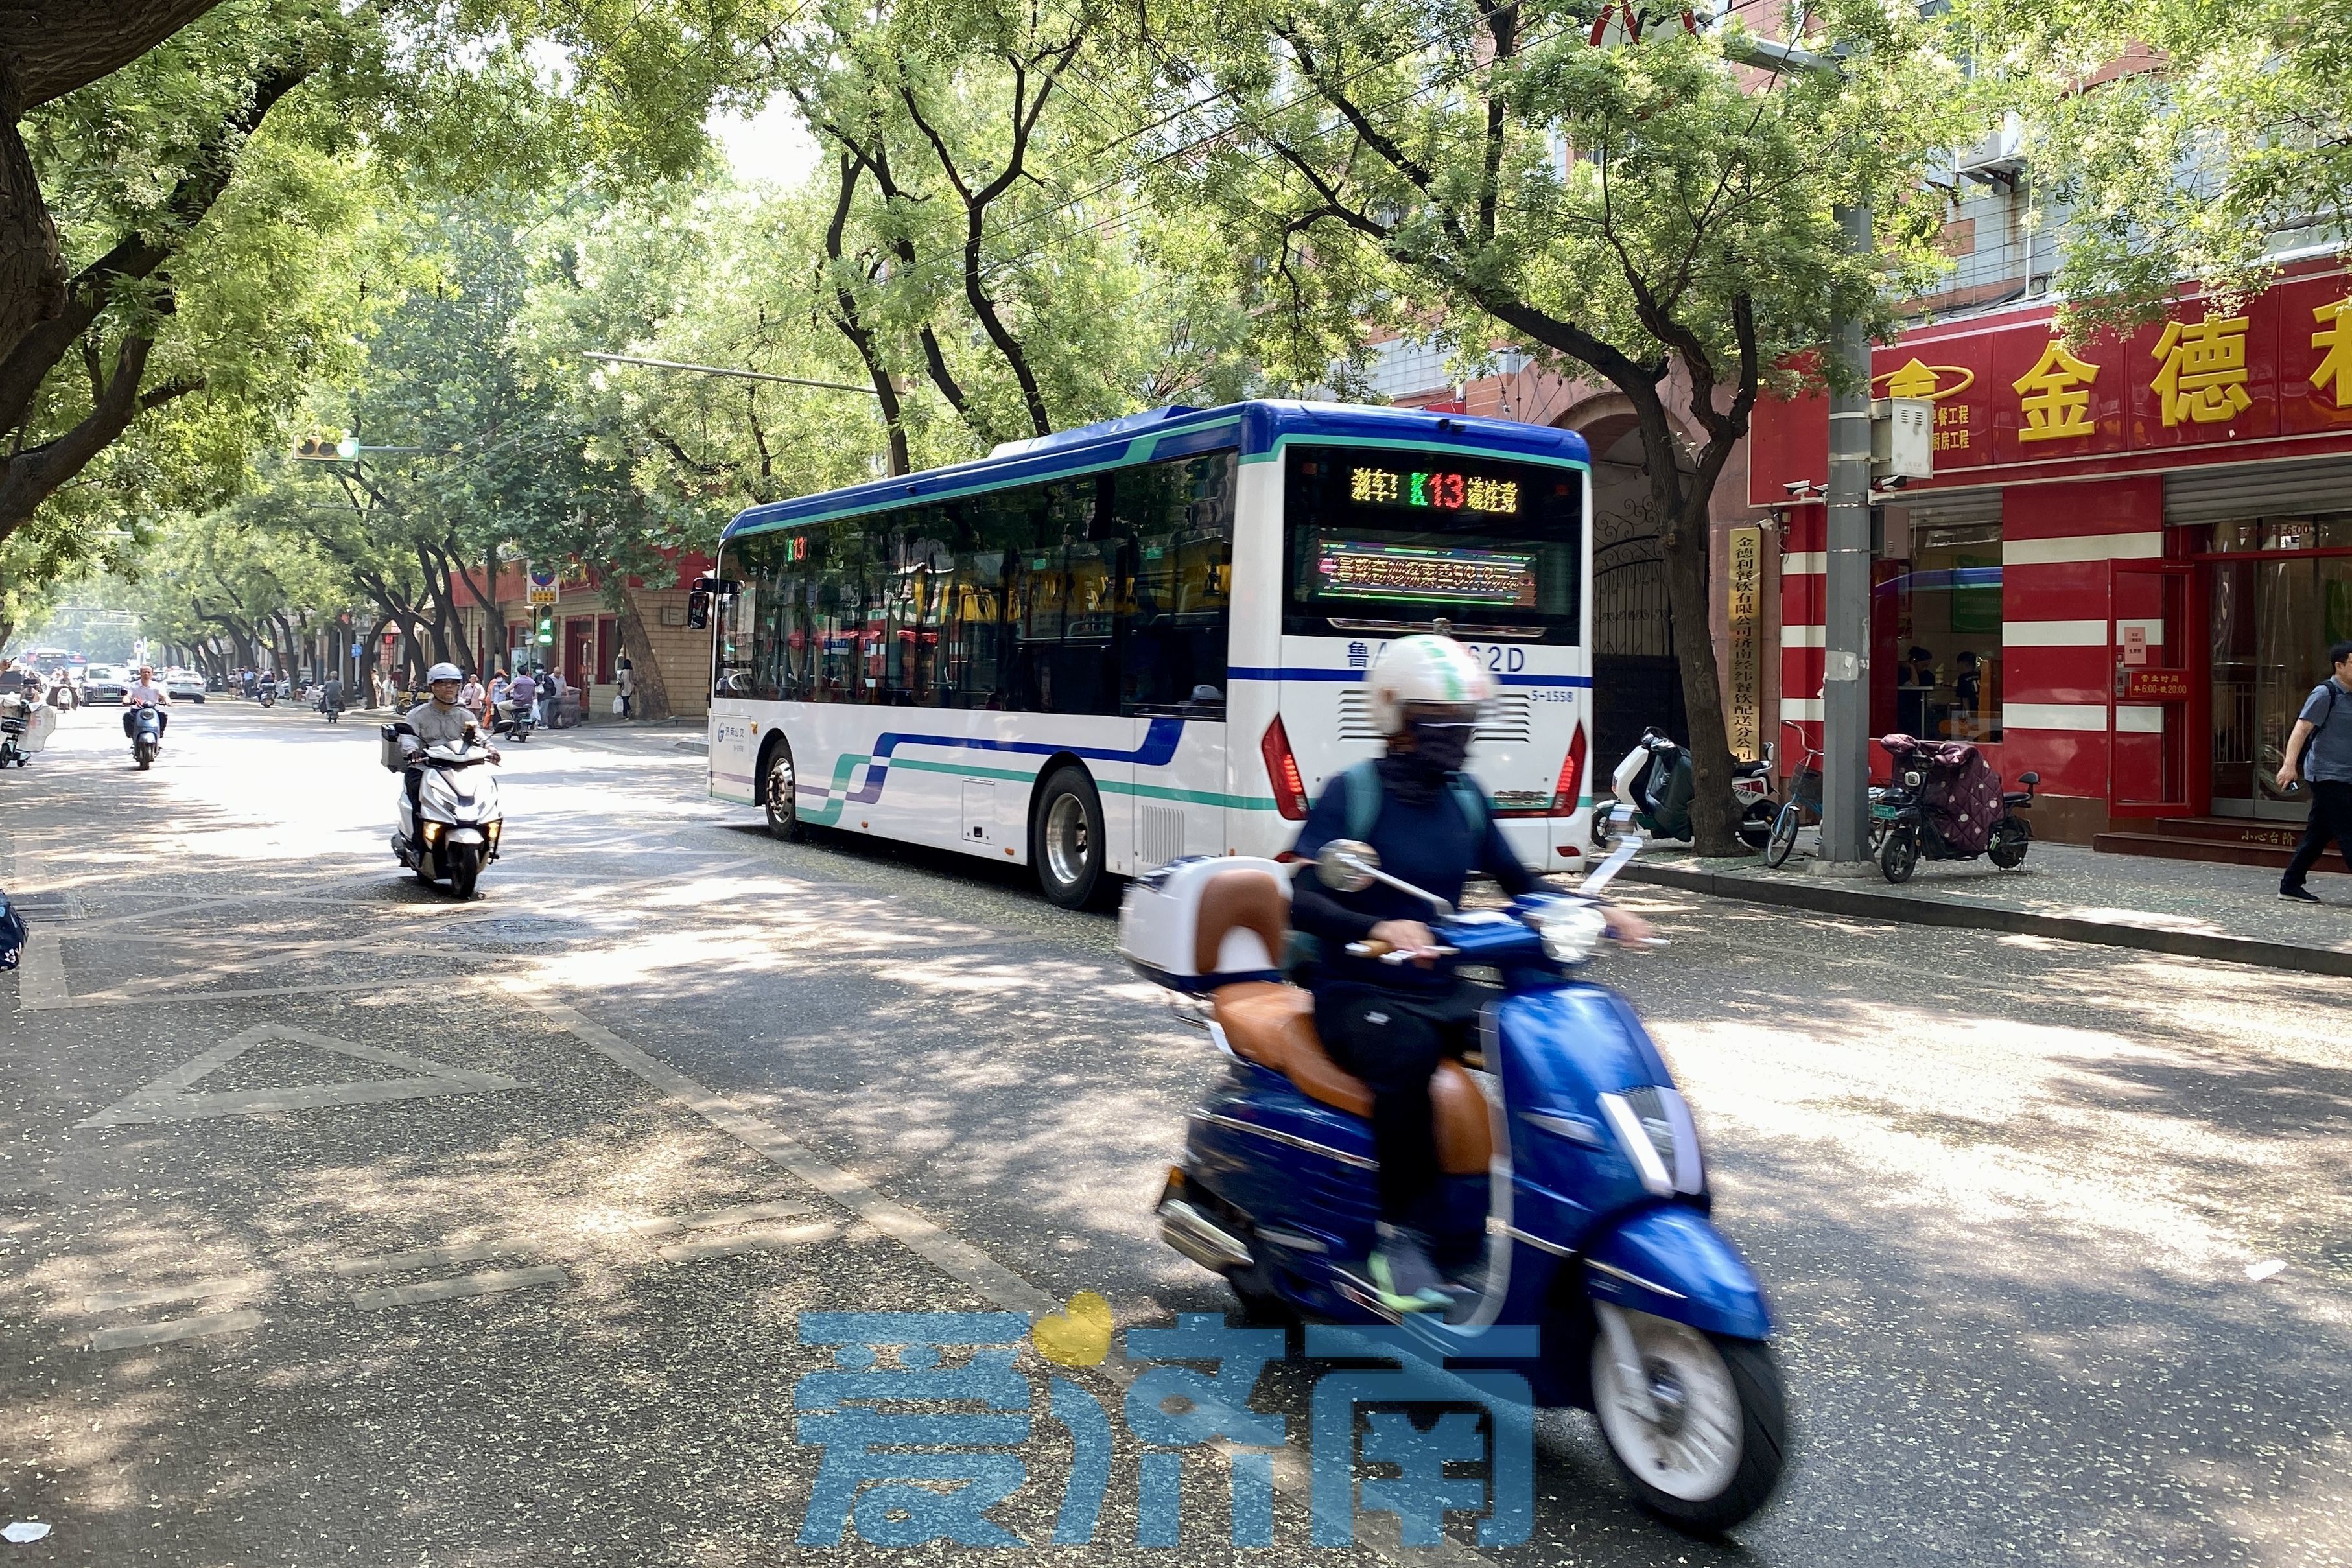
[1194,869,1492,1176]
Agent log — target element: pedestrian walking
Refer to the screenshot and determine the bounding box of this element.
[615,654,635,720]
[2277,638,2352,902]
[457,670,484,721]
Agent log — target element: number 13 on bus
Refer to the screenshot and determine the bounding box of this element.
[697,401,1595,907]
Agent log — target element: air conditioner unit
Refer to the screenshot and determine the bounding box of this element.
[1957,113,2032,187]
[1956,112,2025,185]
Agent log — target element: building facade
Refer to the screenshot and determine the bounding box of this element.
[1750,259,2352,845]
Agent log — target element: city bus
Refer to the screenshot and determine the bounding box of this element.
[703,400,1595,906]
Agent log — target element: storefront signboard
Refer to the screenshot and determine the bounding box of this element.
[1727,526,1763,760]
[1750,263,2352,504]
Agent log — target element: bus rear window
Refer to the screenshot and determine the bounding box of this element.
[1283,445,1581,642]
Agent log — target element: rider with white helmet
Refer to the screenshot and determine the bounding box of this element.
[400,663,498,823]
[1288,634,1643,1312]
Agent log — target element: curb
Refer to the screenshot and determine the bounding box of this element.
[1614,861,2352,979]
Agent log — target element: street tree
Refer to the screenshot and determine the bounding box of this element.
[1149,0,1960,851]
[1958,0,2352,323]
[0,0,788,605]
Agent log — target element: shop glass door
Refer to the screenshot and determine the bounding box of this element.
[2205,519,2352,819]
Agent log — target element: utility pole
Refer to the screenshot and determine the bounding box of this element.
[1820,200,1875,863]
[1723,29,1876,864]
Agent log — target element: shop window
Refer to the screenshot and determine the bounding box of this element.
[1877,521,2003,743]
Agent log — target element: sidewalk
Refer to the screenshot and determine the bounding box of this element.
[1614,837,2352,977]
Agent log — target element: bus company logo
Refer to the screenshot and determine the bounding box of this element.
[1872,359,1976,401]
[716,720,750,746]
[790,1300,1537,1550]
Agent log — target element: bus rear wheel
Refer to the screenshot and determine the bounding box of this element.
[1033,766,1110,909]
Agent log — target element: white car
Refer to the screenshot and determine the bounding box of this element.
[165,669,206,703]
[81,664,129,704]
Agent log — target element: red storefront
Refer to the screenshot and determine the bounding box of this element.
[1752,261,2352,845]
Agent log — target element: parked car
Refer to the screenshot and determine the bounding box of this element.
[80,664,130,704]
[165,669,206,703]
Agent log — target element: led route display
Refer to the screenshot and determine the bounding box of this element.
[1349,466,1520,515]
[1310,535,1540,607]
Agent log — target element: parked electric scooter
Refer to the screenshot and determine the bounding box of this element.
[0,692,51,767]
[381,723,504,898]
[127,700,164,770]
[1605,728,1775,850]
[1122,812,1787,1533]
[1871,734,2036,883]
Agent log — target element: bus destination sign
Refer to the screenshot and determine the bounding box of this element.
[1350,465,1520,515]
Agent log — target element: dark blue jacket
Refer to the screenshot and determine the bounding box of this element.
[1289,767,1536,993]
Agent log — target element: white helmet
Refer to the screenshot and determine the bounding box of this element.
[426,662,464,684]
[1364,634,1492,734]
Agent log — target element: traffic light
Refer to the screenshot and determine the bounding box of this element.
[290,433,359,462]
[535,616,554,645]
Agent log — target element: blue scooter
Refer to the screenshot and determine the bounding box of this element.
[1121,812,1786,1533]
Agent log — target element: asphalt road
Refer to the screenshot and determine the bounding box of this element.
[1,698,2345,1567]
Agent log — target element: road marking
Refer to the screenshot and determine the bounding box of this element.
[75,1024,520,1127]
[83,1309,265,1352]
[527,996,1499,1567]
[329,1239,537,1276]
[657,1220,840,1265]
[84,1276,268,1313]
[629,1199,815,1236]
[28,970,471,1012]
[17,928,65,1008]
[351,1263,567,1309]
[524,994,1057,1314]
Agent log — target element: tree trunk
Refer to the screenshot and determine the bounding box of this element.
[1660,487,1741,855]
[617,586,672,721]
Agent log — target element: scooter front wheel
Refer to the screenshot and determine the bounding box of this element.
[1592,1311,1786,1533]
[1879,825,1920,883]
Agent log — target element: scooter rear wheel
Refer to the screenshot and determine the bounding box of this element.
[1592,1313,1787,1534]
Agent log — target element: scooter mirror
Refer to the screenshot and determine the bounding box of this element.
[1316,838,1380,894]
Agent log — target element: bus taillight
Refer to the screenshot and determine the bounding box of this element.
[1550,723,1586,815]
[1261,716,1310,820]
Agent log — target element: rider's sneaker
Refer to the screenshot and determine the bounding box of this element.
[1368,1223,1453,1313]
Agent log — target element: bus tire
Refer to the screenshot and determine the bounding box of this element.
[761,738,803,841]
[1032,764,1111,910]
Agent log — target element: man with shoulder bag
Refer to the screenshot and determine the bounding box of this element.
[2277,639,2352,902]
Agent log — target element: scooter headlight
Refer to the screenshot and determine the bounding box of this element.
[1529,902,1610,965]
[421,821,445,843]
[1597,1087,1705,1197]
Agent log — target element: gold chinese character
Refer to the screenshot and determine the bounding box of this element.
[1351,467,1398,503]
[2312,299,2352,408]
[1883,358,1941,398]
[2013,340,2100,442]
[2152,316,2251,426]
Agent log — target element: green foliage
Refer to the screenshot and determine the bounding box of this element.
[1958,0,2352,327]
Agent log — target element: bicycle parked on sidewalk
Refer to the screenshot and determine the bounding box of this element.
[1763,723,1823,869]
[1762,720,1893,870]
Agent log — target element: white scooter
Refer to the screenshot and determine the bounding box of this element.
[381,723,504,898]
[1602,728,1775,850]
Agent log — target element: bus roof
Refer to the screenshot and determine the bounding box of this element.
[720,399,1591,543]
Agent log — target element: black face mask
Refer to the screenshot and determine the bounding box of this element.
[1378,719,1476,804]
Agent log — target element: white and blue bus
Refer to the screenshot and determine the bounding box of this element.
[703,400,1595,906]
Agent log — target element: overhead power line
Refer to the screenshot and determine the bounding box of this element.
[582,352,881,396]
